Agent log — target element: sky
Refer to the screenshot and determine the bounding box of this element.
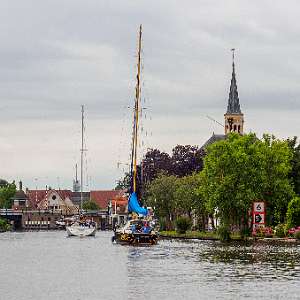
[1,0,300,190]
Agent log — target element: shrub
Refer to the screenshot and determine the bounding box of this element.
[240,227,251,238]
[217,225,231,242]
[0,218,10,232]
[274,224,286,238]
[295,230,300,240]
[286,197,300,229]
[252,226,273,238]
[175,216,192,234]
[82,200,99,211]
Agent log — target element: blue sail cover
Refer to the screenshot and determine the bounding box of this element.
[128,192,148,216]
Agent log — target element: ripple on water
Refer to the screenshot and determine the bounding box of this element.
[1,232,300,299]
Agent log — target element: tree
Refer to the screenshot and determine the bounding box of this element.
[0,181,16,209]
[83,200,100,211]
[200,133,294,230]
[171,145,204,177]
[116,145,204,193]
[145,173,179,230]
[286,197,300,229]
[286,136,300,195]
[174,173,208,230]
[115,172,131,191]
[141,148,172,183]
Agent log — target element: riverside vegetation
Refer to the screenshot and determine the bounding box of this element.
[118,133,300,241]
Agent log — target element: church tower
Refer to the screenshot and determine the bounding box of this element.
[224,49,244,135]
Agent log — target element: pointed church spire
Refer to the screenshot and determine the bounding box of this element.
[226,48,241,114]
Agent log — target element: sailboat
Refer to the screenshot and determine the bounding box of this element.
[66,105,97,237]
[112,25,158,245]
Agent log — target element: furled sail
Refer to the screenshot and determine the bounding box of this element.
[128,192,148,216]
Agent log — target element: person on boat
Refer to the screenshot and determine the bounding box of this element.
[135,222,143,233]
[130,223,136,233]
[142,221,151,234]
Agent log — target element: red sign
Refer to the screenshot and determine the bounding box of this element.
[253,201,266,229]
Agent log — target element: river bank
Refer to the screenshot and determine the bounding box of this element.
[159,230,300,244]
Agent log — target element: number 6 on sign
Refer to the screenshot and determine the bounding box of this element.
[253,202,265,213]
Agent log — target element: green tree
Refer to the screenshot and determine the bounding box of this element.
[200,133,293,230]
[0,181,16,209]
[145,173,179,230]
[115,172,131,190]
[286,197,300,229]
[286,137,300,195]
[83,200,100,211]
[174,173,207,229]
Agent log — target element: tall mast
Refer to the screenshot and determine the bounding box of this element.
[75,163,78,182]
[133,24,142,193]
[80,105,84,211]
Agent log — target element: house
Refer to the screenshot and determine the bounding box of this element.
[26,188,78,215]
[12,181,28,210]
[90,190,128,226]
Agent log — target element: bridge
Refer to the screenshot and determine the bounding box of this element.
[0,209,23,229]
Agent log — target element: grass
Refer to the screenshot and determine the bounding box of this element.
[159,230,242,241]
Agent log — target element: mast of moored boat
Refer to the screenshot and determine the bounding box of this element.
[80,105,84,213]
[132,24,142,194]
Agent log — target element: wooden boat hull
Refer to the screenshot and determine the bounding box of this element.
[113,232,158,245]
[66,225,96,237]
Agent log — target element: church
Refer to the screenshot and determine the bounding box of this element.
[201,50,244,150]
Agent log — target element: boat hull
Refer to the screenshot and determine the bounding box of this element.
[66,225,96,237]
[113,232,158,245]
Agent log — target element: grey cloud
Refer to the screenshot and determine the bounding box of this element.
[0,0,300,188]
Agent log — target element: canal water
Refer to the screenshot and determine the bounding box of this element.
[0,231,299,300]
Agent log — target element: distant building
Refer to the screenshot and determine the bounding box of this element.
[12,181,28,210]
[26,188,78,215]
[70,191,90,207]
[90,190,127,211]
[201,50,244,150]
[72,163,80,192]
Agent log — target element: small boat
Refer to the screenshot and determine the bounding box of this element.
[112,25,158,245]
[66,222,96,237]
[66,106,97,237]
[113,218,158,245]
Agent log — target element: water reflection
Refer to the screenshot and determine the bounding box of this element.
[0,232,299,300]
[126,239,300,299]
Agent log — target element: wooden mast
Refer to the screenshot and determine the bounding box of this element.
[133,24,142,193]
[80,105,84,212]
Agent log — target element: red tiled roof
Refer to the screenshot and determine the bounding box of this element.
[90,190,127,209]
[26,189,72,208]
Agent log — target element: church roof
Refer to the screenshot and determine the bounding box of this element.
[226,53,242,115]
[200,133,226,150]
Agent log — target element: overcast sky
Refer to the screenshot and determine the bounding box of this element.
[1,0,300,190]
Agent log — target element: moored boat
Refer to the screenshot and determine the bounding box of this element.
[113,218,158,245]
[112,25,158,246]
[66,222,96,237]
[66,106,97,237]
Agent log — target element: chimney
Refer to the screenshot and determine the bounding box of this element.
[19,181,22,191]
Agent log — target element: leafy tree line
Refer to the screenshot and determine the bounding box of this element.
[115,144,204,191]
[139,133,300,234]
